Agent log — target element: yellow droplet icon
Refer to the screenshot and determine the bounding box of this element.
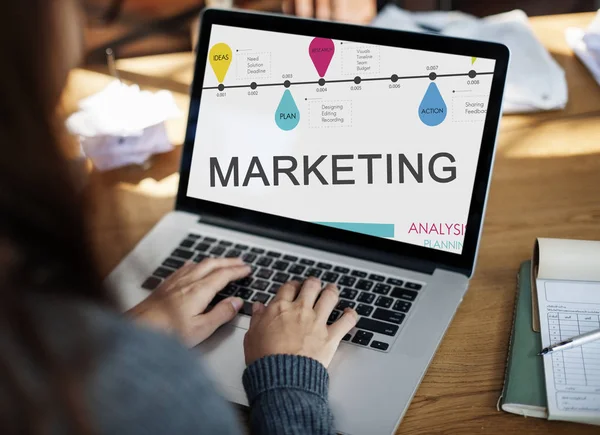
[209,43,232,83]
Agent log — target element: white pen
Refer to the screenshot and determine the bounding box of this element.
[539,327,600,355]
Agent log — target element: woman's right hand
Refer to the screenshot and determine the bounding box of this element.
[244,278,358,368]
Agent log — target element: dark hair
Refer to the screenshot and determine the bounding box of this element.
[0,1,114,433]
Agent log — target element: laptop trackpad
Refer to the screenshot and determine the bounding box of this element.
[197,323,247,398]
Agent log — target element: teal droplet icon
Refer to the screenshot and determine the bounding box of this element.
[275,90,300,131]
[418,83,447,127]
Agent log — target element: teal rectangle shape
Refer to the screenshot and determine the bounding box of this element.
[314,222,395,238]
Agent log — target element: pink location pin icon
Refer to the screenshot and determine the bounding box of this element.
[309,37,335,78]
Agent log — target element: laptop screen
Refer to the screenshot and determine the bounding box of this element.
[187,24,496,255]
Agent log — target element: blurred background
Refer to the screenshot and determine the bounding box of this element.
[83,0,600,63]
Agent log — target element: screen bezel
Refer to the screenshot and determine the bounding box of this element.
[176,9,509,276]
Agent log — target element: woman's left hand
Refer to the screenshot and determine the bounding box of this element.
[128,258,250,347]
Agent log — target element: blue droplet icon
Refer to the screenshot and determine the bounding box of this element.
[275,90,300,131]
[418,82,447,127]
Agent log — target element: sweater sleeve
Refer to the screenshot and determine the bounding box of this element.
[242,355,336,435]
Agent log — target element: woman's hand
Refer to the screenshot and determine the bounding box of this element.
[282,0,377,24]
[244,278,358,368]
[129,258,250,347]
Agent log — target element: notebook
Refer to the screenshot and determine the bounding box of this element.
[499,260,547,418]
[533,238,600,425]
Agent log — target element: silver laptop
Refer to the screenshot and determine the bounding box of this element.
[107,9,509,435]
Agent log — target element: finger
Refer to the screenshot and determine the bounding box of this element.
[179,257,246,286]
[295,277,323,307]
[314,284,339,322]
[328,308,358,342]
[249,302,265,328]
[157,261,196,289]
[191,297,244,345]
[294,0,313,17]
[315,0,332,20]
[272,280,301,302]
[281,0,293,14]
[185,265,251,313]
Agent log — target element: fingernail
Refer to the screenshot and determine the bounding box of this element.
[230,297,243,311]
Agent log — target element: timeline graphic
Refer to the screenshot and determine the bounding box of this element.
[207,38,492,131]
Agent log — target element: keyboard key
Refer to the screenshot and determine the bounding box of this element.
[195,243,211,252]
[338,276,356,286]
[300,259,315,266]
[334,266,350,274]
[251,280,270,291]
[141,276,161,290]
[305,268,322,278]
[292,276,304,282]
[204,237,217,243]
[235,287,254,300]
[405,282,423,290]
[386,278,403,286]
[268,283,280,294]
[369,274,385,282]
[356,318,399,336]
[273,272,290,283]
[328,310,341,324]
[351,270,367,278]
[289,264,306,274]
[321,272,339,283]
[187,234,201,240]
[352,330,373,346]
[221,284,238,296]
[336,300,356,310]
[355,279,373,291]
[392,300,411,313]
[153,267,174,278]
[256,257,273,267]
[356,304,374,317]
[283,255,298,261]
[339,288,358,300]
[239,301,254,316]
[210,293,227,306]
[373,283,391,295]
[180,239,195,248]
[372,308,405,325]
[256,268,273,279]
[342,333,352,341]
[172,248,194,260]
[267,251,281,258]
[210,246,226,256]
[272,261,290,271]
[252,292,270,304]
[225,249,242,258]
[317,262,332,270]
[357,292,375,304]
[218,240,233,247]
[370,341,389,351]
[236,277,253,287]
[375,296,393,308]
[391,288,418,302]
[242,253,257,263]
[251,247,265,254]
[194,254,208,263]
[235,244,249,250]
[163,258,184,269]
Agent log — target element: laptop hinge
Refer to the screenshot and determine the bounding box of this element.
[197,214,449,276]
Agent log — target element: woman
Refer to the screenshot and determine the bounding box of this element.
[0,1,358,434]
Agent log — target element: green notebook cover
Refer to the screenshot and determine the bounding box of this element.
[499,260,547,418]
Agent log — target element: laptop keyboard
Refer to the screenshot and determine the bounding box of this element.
[140,233,425,353]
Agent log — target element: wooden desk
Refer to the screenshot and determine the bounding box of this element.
[65,12,600,435]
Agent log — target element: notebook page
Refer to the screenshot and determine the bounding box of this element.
[537,279,600,425]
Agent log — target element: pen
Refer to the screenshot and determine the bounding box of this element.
[106,48,120,81]
[539,327,600,355]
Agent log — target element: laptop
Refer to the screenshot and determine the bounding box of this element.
[107,9,509,435]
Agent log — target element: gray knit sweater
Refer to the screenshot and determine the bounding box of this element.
[0,298,335,435]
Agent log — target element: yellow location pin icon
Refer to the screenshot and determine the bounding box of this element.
[209,43,232,83]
